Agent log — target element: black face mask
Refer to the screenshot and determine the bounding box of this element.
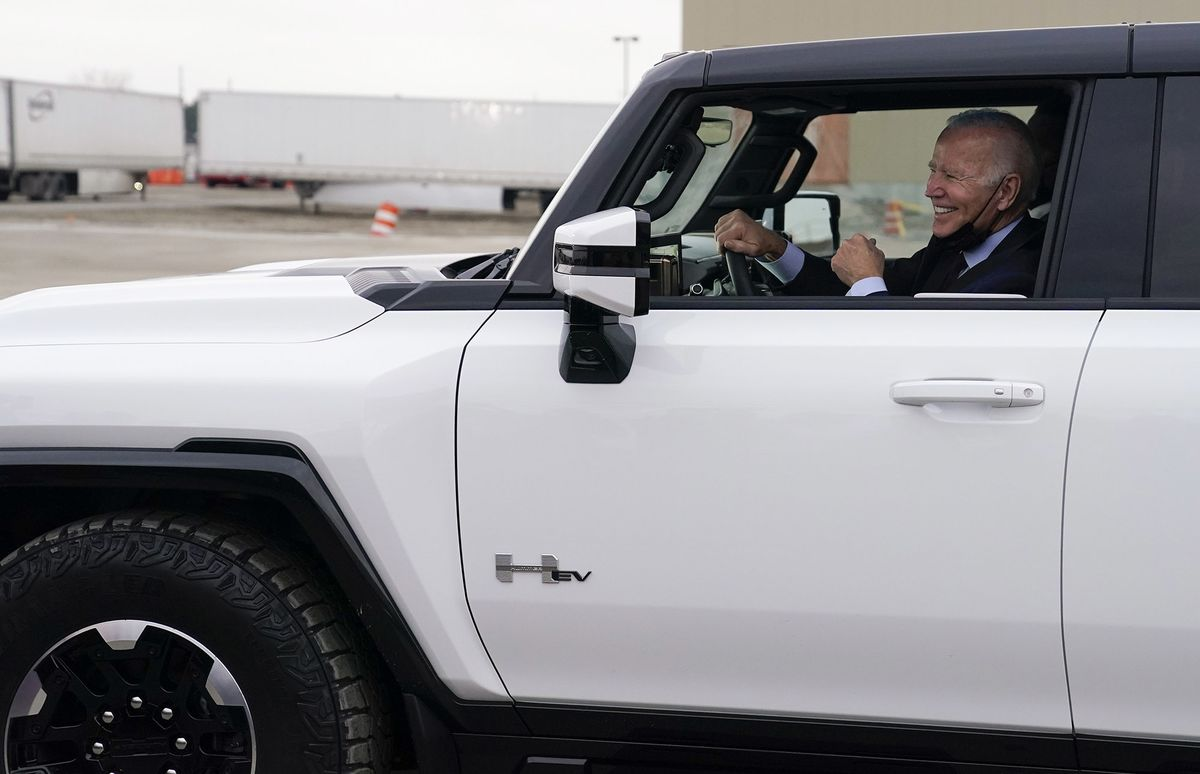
[926,178,1008,256]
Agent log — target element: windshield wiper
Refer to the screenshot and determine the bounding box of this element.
[452,247,519,280]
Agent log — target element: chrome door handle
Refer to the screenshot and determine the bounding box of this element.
[891,379,1044,407]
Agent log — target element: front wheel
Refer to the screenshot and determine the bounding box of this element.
[0,512,392,773]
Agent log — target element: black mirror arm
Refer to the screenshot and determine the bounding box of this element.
[559,297,636,384]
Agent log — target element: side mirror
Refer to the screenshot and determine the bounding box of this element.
[553,207,650,318]
[768,191,841,256]
[553,207,650,384]
[697,117,734,147]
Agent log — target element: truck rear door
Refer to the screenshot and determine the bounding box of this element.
[1063,73,1200,772]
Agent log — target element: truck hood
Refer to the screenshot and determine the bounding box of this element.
[0,252,481,346]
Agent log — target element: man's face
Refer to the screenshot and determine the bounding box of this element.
[924,128,1003,238]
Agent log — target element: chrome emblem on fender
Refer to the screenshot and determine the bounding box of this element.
[495,554,591,583]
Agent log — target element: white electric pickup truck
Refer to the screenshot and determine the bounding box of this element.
[3,22,1200,774]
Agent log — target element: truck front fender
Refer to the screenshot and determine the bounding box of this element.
[0,441,525,735]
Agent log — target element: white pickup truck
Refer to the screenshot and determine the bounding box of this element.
[2,22,1200,774]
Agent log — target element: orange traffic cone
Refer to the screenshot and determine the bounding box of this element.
[370,202,400,236]
[882,199,905,237]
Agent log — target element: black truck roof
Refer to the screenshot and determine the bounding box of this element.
[704,22,1200,86]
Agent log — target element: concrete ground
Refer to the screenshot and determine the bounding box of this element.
[0,184,539,299]
[0,184,931,301]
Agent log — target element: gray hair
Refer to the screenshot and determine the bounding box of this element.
[942,109,1040,208]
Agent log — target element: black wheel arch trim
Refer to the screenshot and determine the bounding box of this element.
[0,441,527,736]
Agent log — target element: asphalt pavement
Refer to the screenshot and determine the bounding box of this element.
[0,184,537,299]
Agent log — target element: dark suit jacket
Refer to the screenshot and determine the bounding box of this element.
[780,215,1046,297]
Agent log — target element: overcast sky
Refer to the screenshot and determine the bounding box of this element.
[6,0,682,105]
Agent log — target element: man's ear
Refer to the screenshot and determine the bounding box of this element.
[996,173,1021,211]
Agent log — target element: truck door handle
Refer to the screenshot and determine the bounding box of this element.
[890,379,1044,408]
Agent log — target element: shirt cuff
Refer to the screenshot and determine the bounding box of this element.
[847,276,888,296]
[754,241,806,283]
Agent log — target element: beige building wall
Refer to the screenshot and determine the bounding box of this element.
[683,1,1197,184]
[682,0,1199,51]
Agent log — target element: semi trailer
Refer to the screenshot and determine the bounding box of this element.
[0,78,183,201]
[197,90,616,212]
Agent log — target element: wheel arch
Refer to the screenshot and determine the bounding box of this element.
[0,440,524,738]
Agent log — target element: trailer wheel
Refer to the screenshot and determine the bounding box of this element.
[21,173,63,202]
[1,512,393,774]
[24,175,45,201]
[47,174,66,202]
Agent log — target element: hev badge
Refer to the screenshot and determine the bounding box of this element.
[495,554,591,584]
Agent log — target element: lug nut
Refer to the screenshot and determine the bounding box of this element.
[129,695,143,710]
[91,741,105,755]
[174,736,188,751]
[160,706,174,721]
[100,710,115,724]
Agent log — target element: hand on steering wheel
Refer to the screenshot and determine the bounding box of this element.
[714,210,784,296]
[724,250,757,296]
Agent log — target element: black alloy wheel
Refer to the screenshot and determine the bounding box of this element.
[6,620,253,773]
[0,512,392,773]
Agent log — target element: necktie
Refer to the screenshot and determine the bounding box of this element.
[925,251,967,292]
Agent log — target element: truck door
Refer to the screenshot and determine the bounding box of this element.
[455,84,1113,762]
[457,299,1096,736]
[1063,76,1200,771]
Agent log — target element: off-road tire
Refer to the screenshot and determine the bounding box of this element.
[0,510,392,773]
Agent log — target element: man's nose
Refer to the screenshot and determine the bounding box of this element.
[925,175,942,198]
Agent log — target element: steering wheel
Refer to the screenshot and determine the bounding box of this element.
[724,250,757,296]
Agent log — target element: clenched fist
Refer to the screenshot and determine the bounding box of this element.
[831,234,885,286]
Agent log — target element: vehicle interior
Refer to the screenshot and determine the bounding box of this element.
[609,82,1077,299]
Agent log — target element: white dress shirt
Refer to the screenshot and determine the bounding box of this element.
[755,217,1025,296]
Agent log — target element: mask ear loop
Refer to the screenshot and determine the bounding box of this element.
[967,174,1015,236]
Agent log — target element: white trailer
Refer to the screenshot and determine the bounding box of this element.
[196,91,616,212]
[0,79,184,202]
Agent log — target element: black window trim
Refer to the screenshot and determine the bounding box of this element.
[1039,80,1091,298]
[499,295,1107,312]
[1048,76,1157,299]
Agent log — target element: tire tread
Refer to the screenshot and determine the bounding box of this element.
[0,509,393,773]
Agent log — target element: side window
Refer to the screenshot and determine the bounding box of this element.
[798,107,1030,259]
[640,98,1050,299]
[1150,77,1200,297]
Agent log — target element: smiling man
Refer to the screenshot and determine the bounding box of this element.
[715,109,1044,297]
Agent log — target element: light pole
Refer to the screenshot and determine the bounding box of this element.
[612,35,640,98]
